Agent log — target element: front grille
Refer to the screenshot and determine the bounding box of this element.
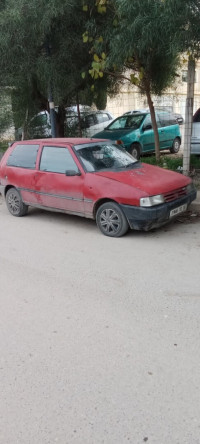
[163,187,187,203]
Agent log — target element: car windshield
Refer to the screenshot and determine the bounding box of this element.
[106,114,146,130]
[74,142,138,172]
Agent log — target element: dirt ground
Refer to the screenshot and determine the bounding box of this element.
[191,170,200,189]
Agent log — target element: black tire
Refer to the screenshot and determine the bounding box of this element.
[170,137,180,154]
[6,188,28,217]
[130,143,140,160]
[96,202,129,237]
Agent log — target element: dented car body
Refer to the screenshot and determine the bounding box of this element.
[0,138,196,237]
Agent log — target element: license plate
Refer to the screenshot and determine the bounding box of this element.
[170,204,187,218]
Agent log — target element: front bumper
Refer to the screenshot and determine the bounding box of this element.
[120,190,197,231]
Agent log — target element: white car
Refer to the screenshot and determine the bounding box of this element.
[28,111,51,138]
[65,110,115,137]
[191,109,200,155]
[25,109,114,139]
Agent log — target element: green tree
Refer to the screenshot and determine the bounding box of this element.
[0,88,13,139]
[168,0,200,175]
[83,0,183,161]
[0,0,115,138]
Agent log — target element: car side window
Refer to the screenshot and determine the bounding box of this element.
[143,114,161,129]
[97,113,111,123]
[143,115,152,129]
[6,144,39,169]
[158,112,177,127]
[40,146,79,174]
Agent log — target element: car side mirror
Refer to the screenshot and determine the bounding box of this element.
[65,170,81,176]
[143,124,152,131]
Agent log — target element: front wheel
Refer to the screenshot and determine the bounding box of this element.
[96,202,129,237]
[130,143,140,160]
[170,138,180,154]
[6,188,28,217]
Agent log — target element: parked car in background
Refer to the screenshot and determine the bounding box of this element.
[0,138,196,237]
[172,112,184,125]
[24,108,114,139]
[191,108,200,155]
[93,110,181,159]
[154,107,184,125]
[28,111,51,138]
[65,110,114,137]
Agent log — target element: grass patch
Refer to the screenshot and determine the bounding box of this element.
[141,154,182,171]
[141,154,200,171]
[0,140,10,152]
[190,155,200,169]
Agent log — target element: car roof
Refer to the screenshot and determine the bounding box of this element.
[14,138,108,145]
[124,109,148,114]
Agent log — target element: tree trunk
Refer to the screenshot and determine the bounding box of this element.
[183,56,195,176]
[145,87,160,162]
[48,85,57,138]
[56,105,65,137]
[22,108,29,140]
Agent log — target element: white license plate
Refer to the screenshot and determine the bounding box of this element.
[170,204,187,218]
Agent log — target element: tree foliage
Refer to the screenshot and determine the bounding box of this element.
[0,88,13,138]
[0,0,116,137]
[83,0,185,160]
[165,0,200,174]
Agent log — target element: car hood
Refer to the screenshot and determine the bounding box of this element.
[95,163,191,195]
[93,128,134,140]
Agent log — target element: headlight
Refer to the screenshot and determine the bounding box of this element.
[140,194,164,207]
[186,183,195,194]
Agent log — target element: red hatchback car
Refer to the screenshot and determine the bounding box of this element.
[0,138,197,237]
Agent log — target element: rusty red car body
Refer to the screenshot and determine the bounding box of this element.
[0,138,196,237]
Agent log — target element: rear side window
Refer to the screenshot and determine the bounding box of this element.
[39,146,79,174]
[158,112,177,127]
[97,113,111,123]
[7,144,39,169]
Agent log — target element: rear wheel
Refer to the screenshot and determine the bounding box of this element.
[170,137,180,154]
[6,188,28,217]
[96,202,129,237]
[130,143,140,160]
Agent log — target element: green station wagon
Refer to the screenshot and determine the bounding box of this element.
[93,111,181,159]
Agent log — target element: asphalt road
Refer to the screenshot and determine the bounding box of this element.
[0,195,200,444]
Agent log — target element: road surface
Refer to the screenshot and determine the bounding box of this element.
[0,195,200,444]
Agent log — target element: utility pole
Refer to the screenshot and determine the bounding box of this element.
[48,86,57,138]
[183,56,195,175]
[45,40,57,138]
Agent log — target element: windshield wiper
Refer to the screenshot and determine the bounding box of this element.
[125,162,138,168]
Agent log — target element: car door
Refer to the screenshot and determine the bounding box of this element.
[157,112,178,149]
[140,114,165,153]
[4,142,40,205]
[140,114,155,153]
[34,144,85,215]
[82,114,98,137]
